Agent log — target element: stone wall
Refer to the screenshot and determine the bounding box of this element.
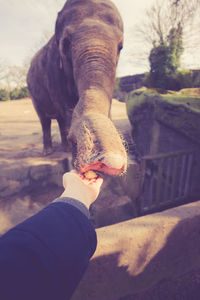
[119,74,145,93]
[0,153,70,199]
[72,201,200,300]
[113,74,145,102]
[126,89,200,199]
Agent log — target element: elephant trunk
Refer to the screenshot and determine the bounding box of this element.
[68,32,127,175]
[71,34,116,117]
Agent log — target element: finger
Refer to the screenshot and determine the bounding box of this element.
[94,177,103,189]
[69,169,79,175]
[88,176,103,188]
[62,172,70,188]
[62,171,78,187]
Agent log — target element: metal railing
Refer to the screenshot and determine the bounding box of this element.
[138,149,195,215]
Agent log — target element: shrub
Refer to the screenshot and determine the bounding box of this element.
[10,86,29,100]
[0,89,10,101]
[10,88,20,100]
[144,69,200,91]
[114,78,120,94]
[176,70,193,89]
[147,25,184,90]
[19,86,29,98]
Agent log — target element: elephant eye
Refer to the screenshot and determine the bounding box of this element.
[118,42,123,54]
[62,37,71,54]
[103,14,115,25]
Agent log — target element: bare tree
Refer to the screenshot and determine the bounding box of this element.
[137,0,199,46]
[8,65,28,89]
[25,29,52,70]
[0,59,9,81]
[132,0,200,69]
[0,63,28,91]
[171,0,198,10]
[31,30,52,55]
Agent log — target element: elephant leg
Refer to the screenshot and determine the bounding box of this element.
[57,116,69,152]
[40,116,53,155]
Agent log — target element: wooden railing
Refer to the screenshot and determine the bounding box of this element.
[138,149,195,215]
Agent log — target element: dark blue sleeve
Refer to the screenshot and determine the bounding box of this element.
[0,201,97,300]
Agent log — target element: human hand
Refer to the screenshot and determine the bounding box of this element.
[60,170,103,209]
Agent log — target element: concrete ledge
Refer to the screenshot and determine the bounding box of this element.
[0,152,71,199]
[72,201,200,300]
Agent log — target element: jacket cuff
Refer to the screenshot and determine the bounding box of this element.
[53,197,90,218]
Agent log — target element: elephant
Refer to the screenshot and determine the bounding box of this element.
[27,0,127,176]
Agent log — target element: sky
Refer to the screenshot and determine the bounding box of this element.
[0,0,200,77]
[0,0,155,76]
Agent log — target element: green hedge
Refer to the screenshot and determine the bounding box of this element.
[0,86,29,101]
[10,87,29,100]
[0,89,10,101]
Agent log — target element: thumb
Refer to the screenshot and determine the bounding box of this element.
[88,176,103,189]
[62,171,79,188]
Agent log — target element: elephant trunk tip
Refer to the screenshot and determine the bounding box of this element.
[79,152,127,176]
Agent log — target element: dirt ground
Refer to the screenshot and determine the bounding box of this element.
[0,97,131,161]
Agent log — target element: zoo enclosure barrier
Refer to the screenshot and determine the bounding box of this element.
[134,149,196,216]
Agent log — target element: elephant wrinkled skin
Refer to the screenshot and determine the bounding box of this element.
[27,0,127,176]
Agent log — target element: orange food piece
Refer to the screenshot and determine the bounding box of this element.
[84,170,98,179]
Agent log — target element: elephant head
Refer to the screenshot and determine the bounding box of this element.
[56,0,127,176]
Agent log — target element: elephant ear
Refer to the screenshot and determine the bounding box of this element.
[55,11,71,47]
[55,10,73,43]
[55,11,64,45]
[55,11,72,67]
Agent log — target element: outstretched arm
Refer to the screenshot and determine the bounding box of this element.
[0,171,103,300]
